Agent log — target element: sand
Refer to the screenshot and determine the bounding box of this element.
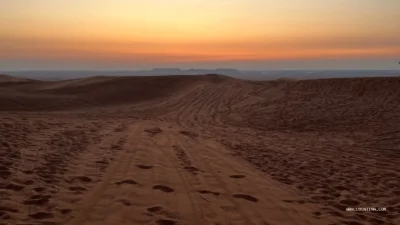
[0,74,399,225]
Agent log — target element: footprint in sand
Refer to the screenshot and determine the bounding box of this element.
[59,208,72,215]
[5,182,24,191]
[23,170,34,175]
[23,194,52,206]
[145,128,162,136]
[184,166,200,174]
[153,185,174,193]
[147,206,163,214]
[197,190,220,196]
[72,176,92,183]
[179,130,199,138]
[136,165,153,169]
[69,186,87,191]
[156,218,177,225]
[283,199,306,204]
[0,206,18,215]
[232,194,259,202]
[33,187,46,192]
[23,180,34,185]
[229,175,246,179]
[28,212,54,219]
[117,199,131,206]
[95,160,108,164]
[115,179,138,185]
[313,211,322,216]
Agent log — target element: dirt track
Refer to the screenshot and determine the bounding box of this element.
[1,74,399,225]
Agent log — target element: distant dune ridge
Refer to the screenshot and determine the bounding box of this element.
[0,74,34,82]
[2,69,400,81]
[0,74,398,114]
[0,73,399,225]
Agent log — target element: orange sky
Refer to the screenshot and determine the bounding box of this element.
[1,0,399,69]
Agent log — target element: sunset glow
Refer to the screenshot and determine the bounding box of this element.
[1,0,399,70]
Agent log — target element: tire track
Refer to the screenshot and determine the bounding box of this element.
[173,138,232,225]
[152,132,204,225]
[193,84,225,128]
[198,138,339,225]
[96,123,141,224]
[176,84,211,127]
[66,129,132,225]
[177,135,256,225]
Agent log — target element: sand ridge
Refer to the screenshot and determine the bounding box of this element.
[0,74,399,225]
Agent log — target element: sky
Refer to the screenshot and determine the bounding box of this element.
[1,0,399,70]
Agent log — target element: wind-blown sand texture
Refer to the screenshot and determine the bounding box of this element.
[0,74,399,225]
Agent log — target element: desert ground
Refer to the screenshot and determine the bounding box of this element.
[0,74,399,225]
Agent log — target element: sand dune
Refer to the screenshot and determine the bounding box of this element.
[0,75,224,111]
[0,74,34,83]
[0,74,399,225]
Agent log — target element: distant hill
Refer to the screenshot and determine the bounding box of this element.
[0,74,34,82]
[1,69,400,81]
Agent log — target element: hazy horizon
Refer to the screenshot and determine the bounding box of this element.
[2,68,400,72]
[3,69,399,82]
[1,1,399,70]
